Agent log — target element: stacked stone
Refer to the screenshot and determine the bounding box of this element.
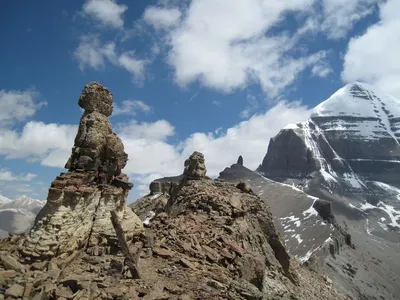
[21,82,142,260]
[183,151,207,179]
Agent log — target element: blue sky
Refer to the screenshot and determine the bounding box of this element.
[0,0,399,202]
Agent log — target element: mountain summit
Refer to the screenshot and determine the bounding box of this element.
[258,82,400,232]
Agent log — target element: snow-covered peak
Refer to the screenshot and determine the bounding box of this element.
[0,195,44,212]
[0,194,12,205]
[311,82,400,119]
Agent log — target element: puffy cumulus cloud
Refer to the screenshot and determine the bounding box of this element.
[82,0,128,29]
[0,102,312,199]
[120,101,312,196]
[320,0,378,39]
[0,89,46,127]
[118,120,175,141]
[143,6,182,30]
[74,35,117,70]
[163,0,327,97]
[0,121,77,167]
[74,36,147,83]
[178,101,312,176]
[342,0,400,98]
[0,168,36,182]
[113,100,152,117]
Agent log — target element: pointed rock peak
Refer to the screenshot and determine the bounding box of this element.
[237,155,243,166]
[78,81,113,117]
[183,151,207,179]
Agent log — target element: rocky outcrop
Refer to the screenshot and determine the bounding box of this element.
[258,83,400,231]
[237,155,244,166]
[65,82,128,181]
[183,151,207,179]
[20,82,142,260]
[148,175,182,195]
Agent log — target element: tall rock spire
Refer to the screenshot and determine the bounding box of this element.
[21,82,142,260]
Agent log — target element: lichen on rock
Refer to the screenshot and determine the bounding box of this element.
[183,151,207,179]
[21,82,141,260]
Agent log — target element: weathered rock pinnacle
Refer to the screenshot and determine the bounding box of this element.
[21,82,142,260]
[237,155,244,166]
[65,81,128,184]
[183,151,207,179]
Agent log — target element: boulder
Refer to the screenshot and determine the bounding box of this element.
[183,151,207,179]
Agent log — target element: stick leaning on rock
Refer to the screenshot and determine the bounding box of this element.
[110,210,141,279]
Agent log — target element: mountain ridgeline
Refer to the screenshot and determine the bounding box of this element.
[133,82,400,300]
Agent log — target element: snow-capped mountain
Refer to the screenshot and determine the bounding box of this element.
[0,194,45,238]
[0,194,11,206]
[258,82,400,236]
[0,195,44,214]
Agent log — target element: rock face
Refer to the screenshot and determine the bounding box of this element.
[258,82,400,232]
[254,82,400,300]
[0,152,347,300]
[148,175,182,195]
[65,82,128,181]
[237,155,244,166]
[183,151,207,179]
[21,82,142,260]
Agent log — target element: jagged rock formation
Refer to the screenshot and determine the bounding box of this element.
[0,151,346,299]
[148,175,182,195]
[237,155,244,166]
[20,82,142,260]
[65,82,128,182]
[183,151,207,179]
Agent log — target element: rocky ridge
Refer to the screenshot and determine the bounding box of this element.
[0,82,345,299]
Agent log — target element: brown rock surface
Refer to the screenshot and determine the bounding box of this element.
[183,151,207,179]
[65,82,128,177]
[19,82,141,260]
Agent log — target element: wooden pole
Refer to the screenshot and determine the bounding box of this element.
[110,210,141,279]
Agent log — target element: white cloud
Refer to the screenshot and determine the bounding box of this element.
[113,100,152,116]
[0,121,77,167]
[73,35,114,70]
[178,101,312,176]
[320,0,378,39]
[121,101,312,195]
[0,89,46,126]
[0,100,311,199]
[118,120,175,141]
[74,36,147,82]
[342,0,400,98]
[0,168,36,182]
[148,0,334,97]
[311,62,332,78]
[118,52,147,83]
[144,6,182,30]
[82,0,128,29]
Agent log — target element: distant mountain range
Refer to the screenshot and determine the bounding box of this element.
[0,195,45,238]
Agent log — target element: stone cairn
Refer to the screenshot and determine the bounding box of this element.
[21,82,143,260]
